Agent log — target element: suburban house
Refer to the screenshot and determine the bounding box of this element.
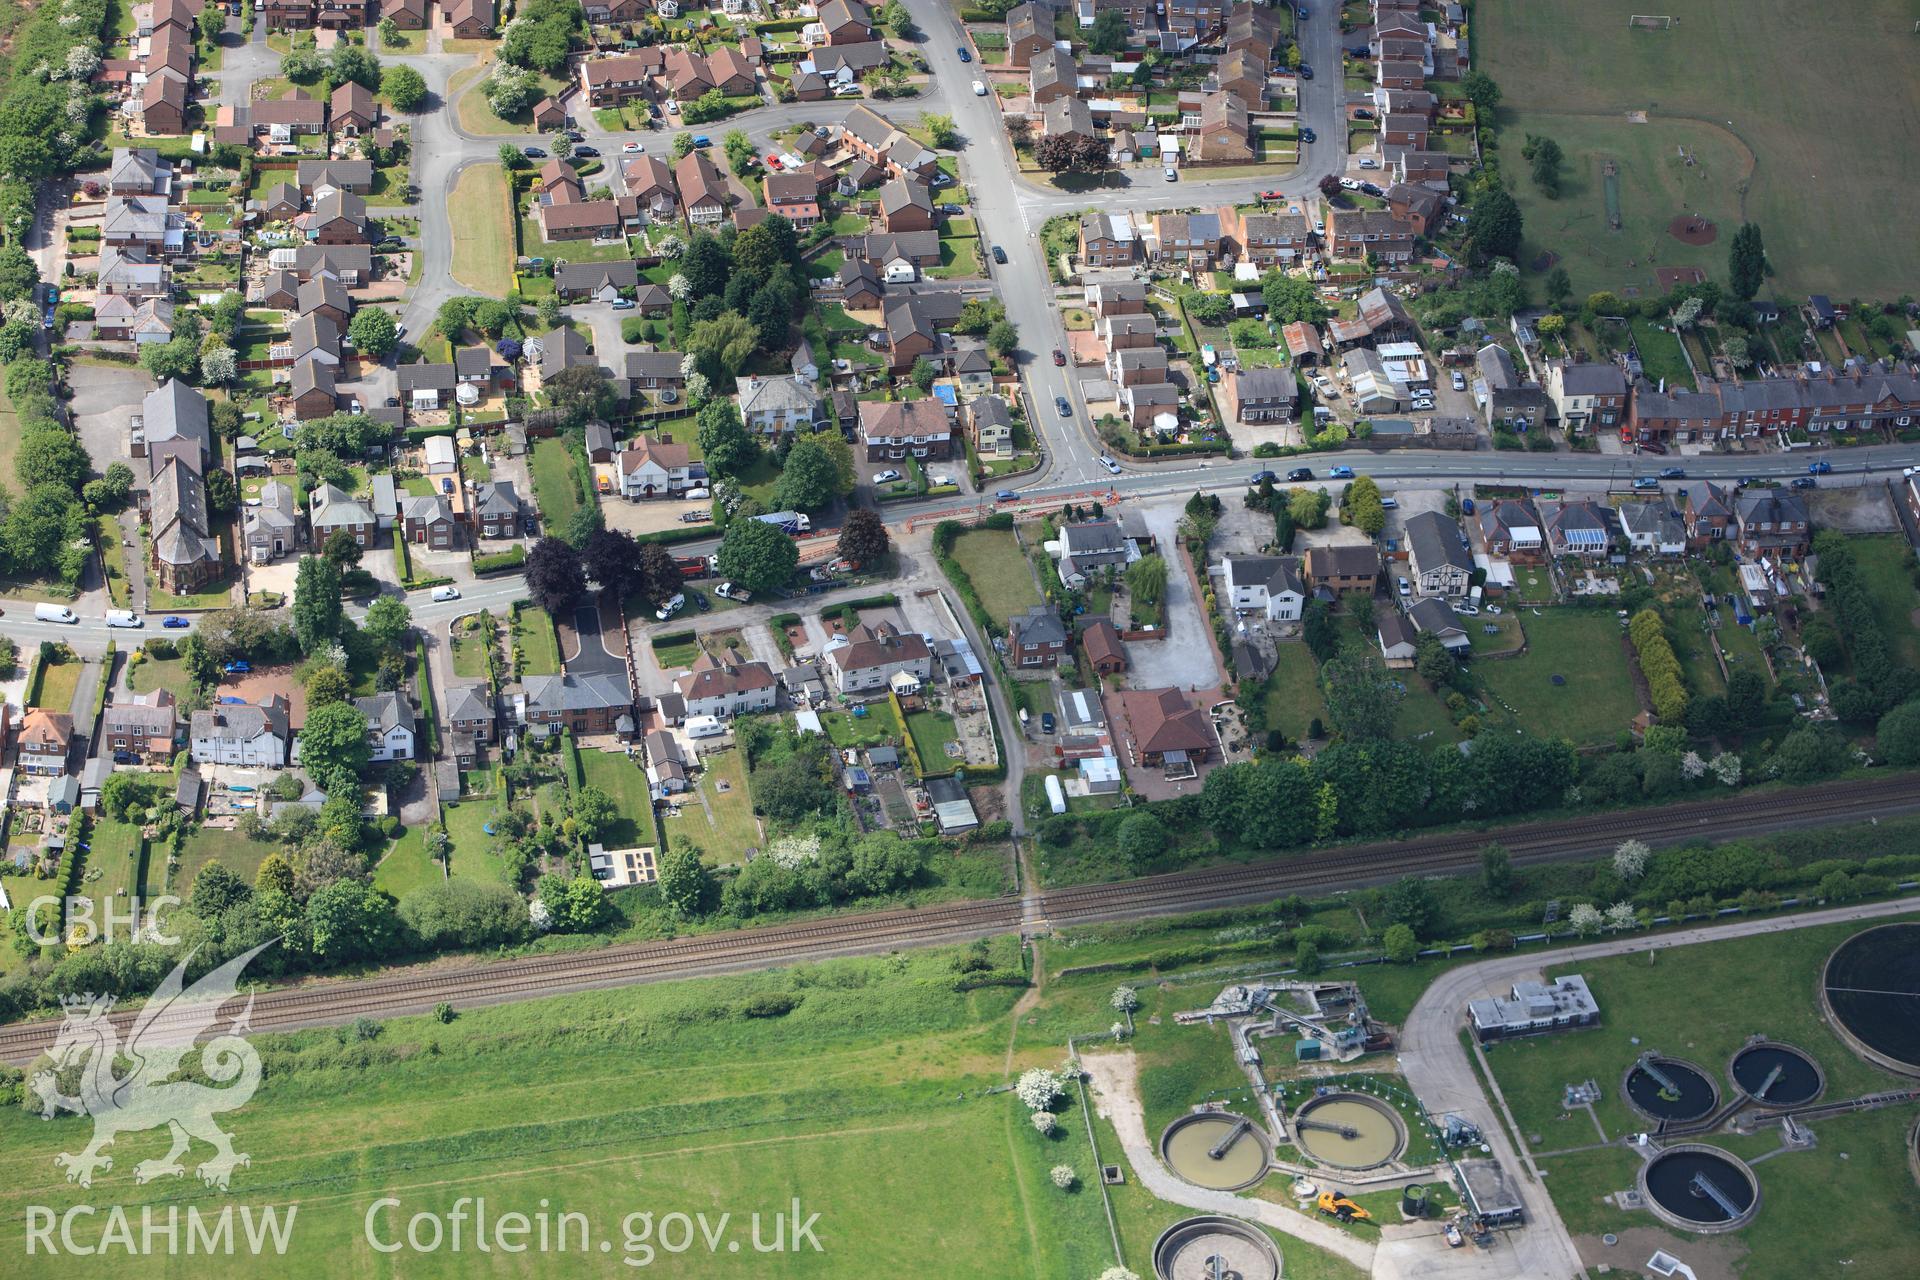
[1620,502,1688,556]
[1029,47,1078,104]
[1377,613,1418,667]
[675,651,779,718]
[825,621,933,694]
[1121,688,1217,768]
[763,172,821,225]
[877,178,935,233]
[1055,520,1137,587]
[399,362,458,411]
[1734,489,1812,558]
[104,689,177,760]
[446,0,494,37]
[859,399,953,462]
[309,482,379,549]
[519,673,633,737]
[1078,212,1139,268]
[970,395,1015,458]
[1010,605,1070,667]
[473,481,524,539]
[555,259,640,302]
[244,480,304,562]
[1216,368,1298,425]
[819,0,874,43]
[737,374,826,435]
[1221,553,1305,622]
[1226,210,1312,268]
[1188,92,1254,164]
[1328,208,1416,263]
[304,190,370,244]
[17,710,74,776]
[148,458,223,594]
[837,257,884,308]
[356,691,416,763]
[645,729,690,797]
[580,54,659,106]
[329,82,378,136]
[401,494,459,549]
[1081,617,1127,675]
[1005,2,1049,66]
[190,699,291,768]
[1404,510,1472,598]
[1546,362,1629,434]
[675,151,731,225]
[1683,482,1736,549]
[1150,210,1224,269]
[295,273,350,325]
[1303,544,1381,596]
[1408,597,1470,654]
[617,436,697,498]
[1478,497,1546,563]
[1542,498,1618,559]
[445,681,496,753]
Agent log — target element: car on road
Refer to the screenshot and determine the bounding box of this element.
[992,244,1007,264]
[1250,470,1278,484]
[162,615,190,628]
[873,469,902,484]
[106,609,143,629]
[431,585,461,602]
[1295,3,1309,15]
[573,145,600,157]
[1259,189,1283,201]
[394,324,406,338]
[1164,166,1178,181]
[957,45,972,61]
[523,147,547,158]
[972,80,987,95]
[1450,370,1466,391]
[1286,467,1314,482]
[1791,476,1818,489]
[622,141,644,153]
[1297,64,1313,79]
[1098,455,1122,475]
[1807,459,1832,474]
[1299,127,1316,143]
[1055,395,1072,417]
[1328,464,1353,479]
[1660,467,1687,479]
[692,135,711,147]
[1052,348,1066,366]
[995,489,1019,501]
[1634,476,1662,490]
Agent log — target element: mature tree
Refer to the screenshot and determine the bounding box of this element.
[327,42,382,91]
[543,363,616,426]
[656,846,717,918]
[838,507,890,567]
[1318,173,1340,201]
[306,879,400,964]
[525,536,587,615]
[582,527,643,595]
[1115,812,1168,869]
[198,344,238,385]
[1382,923,1420,963]
[680,233,731,297]
[635,543,684,608]
[1035,133,1110,174]
[988,318,1020,358]
[695,399,759,478]
[910,357,937,393]
[484,62,541,117]
[305,664,352,707]
[1261,272,1331,325]
[1124,554,1167,611]
[717,516,800,593]
[323,526,364,571]
[685,310,760,379]
[569,785,617,843]
[1877,700,1920,767]
[1524,134,1563,197]
[1465,186,1524,264]
[1728,222,1767,301]
[1382,875,1438,936]
[436,296,478,341]
[363,595,412,650]
[1188,292,1233,326]
[348,307,398,358]
[399,878,530,950]
[1768,724,1848,783]
[281,47,324,81]
[1544,265,1572,303]
[1480,842,1513,898]
[292,556,345,652]
[16,430,88,492]
[1322,653,1403,742]
[1088,7,1130,53]
[1461,69,1501,116]
[141,334,199,384]
[203,467,239,517]
[0,245,38,302]
[773,436,841,513]
[300,700,372,789]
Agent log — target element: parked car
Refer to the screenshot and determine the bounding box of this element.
[1339,177,1361,191]
[1397,577,1411,597]
[1055,395,1072,417]
[937,203,964,215]
[1052,348,1066,366]
[1378,497,1398,509]
[1358,157,1381,169]
[430,585,461,602]
[113,750,139,764]
[1259,189,1283,201]
[610,298,634,310]
[682,486,710,500]
[1300,127,1316,143]
[992,244,1007,264]
[681,509,712,523]
[1297,65,1313,79]
[1098,455,1122,475]
[1164,166,1178,181]
[597,474,612,494]
[872,469,902,484]
[1791,476,1818,489]
[1457,603,1479,616]
[1352,106,1374,118]
[1634,476,1662,490]
[162,615,190,628]
[223,660,250,674]
[972,80,987,95]
[957,45,972,61]
[1328,464,1353,479]
[655,593,685,621]
[1450,371,1466,391]
[1359,181,1383,197]
[1040,712,1055,734]
[1286,467,1314,482]
[764,154,782,170]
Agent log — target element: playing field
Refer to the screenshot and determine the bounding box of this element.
[1476,0,1920,300]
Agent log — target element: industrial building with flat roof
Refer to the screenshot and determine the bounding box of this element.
[1467,975,1599,1042]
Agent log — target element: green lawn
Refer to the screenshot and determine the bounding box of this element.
[372,824,443,899]
[512,606,564,677]
[153,825,268,899]
[448,163,516,297]
[948,529,1042,627]
[1842,535,1920,669]
[1483,916,1920,1279]
[1627,317,1692,389]
[443,799,515,886]
[661,747,760,865]
[1478,0,1920,301]
[128,654,198,703]
[904,709,960,773]
[650,631,701,672]
[1260,646,1326,740]
[75,819,145,924]
[820,700,904,749]
[31,658,82,712]
[450,612,496,680]
[1475,609,1639,745]
[578,748,655,848]
[529,435,585,532]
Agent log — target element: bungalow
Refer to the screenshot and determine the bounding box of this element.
[1221,553,1305,621]
[810,40,892,83]
[538,196,621,242]
[1405,510,1472,598]
[1541,498,1617,559]
[645,729,689,797]
[298,159,375,195]
[859,398,952,462]
[737,374,825,435]
[1477,497,1545,564]
[473,481,524,539]
[617,436,696,498]
[356,691,416,763]
[107,147,172,196]
[385,0,428,24]
[1376,613,1418,667]
[1303,544,1381,595]
[708,46,756,95]
[1619,501,1687,557]
[1010,605,1069,667]
[825,620,933,694]
[190,699,290,768]
[675,651,778,718]
[623,350,684,391]
[399,362,458,410]
[1408,597,1470,654]
[555,259,640,302]
[96,246,169,297]
[1121,688,1217,768]
[249,90,328,134]
[663,49,717,99]
[446,0,493,37]
[291,244,373,285]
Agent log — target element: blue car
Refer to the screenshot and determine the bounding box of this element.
[1807,459,1831,474]
[162,615,190,628]
[1329,464,1353,479]
[995,489,1019,501]
[957,46,972,62]
[223,660,250,674]
[1299,127,1316,143]
[1298,65,1314,80]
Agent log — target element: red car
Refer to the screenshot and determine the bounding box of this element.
[1052,348,1066,366]
[764,155,783,170]
[1259,190,1283,201]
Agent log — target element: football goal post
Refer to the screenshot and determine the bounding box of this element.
[1629,15,1675,29]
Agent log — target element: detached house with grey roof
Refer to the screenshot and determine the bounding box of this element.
[1404,510,1472,599]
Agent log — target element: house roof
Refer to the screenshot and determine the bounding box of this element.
[618,435,691,474]
[675,651,777,701]
[524,672,631,714]
[674,151,729,210]
[289,357,336,401]
[864,229,941,265]
[398,362,457,392]
[830,621,933,674]
[858,398,949,442]
[1406,510,1472,573]
[329,80,375,121]
[1013,604,1068,647]
[190,699,289,743]
[736,373,822,417]
[455,345,492,378]
[445,681,492,724]
[475,481,521,517]
[310,481,375,528]
[878,177,932,217]
[1223,553,1303,599]
[141,378,209,454]
[1081,617,1124,666]
[1408,596,1465,638]
[296,273,348,316]
[1557,361,1627,397]
[150,458,218,567]
[1129,688,1213,754]
[401,493,455,525]
[355,690,415,736]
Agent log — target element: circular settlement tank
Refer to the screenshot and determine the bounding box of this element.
[1822,923,1920,1076]
[1729,1041,1824,1107]
[1291,1093,1407,1170]
[1639,1145,1760,1233]
[1152,1216,1282,1280]
[1159,1113,1273,1192]
[1623,1056,1719,1123]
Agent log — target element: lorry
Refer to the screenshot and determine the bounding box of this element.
[675,555,715,580]
[755,511,813,535]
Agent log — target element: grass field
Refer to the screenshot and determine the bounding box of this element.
[512,605,563,677]
[1261,646,1326,740]
[76,819,145,923]
[948,529,1042,626]
[372,824,443,899]
[152,825,267,899]
[529,435,584,533]
[448,163,515,296]
[1482,916,1920,1279]
[1476,609,1639,745]
[1842,535,1920,669]
[443,800,515,886]
[1477,0,1920,300]
[32,657,82,712]
[578,748,655,848]
[663,747,760,864]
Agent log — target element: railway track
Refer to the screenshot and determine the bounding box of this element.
[4,773,1917,1067]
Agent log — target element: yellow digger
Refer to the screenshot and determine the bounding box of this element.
[1316,1191,1373,1224]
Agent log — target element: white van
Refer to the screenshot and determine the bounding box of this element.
[685,715,727,740]
[105,610,144,628]
[34,603,78,624]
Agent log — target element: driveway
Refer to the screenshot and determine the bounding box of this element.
[562,597,626,677]
[1123,502,1222,691]
[68,363,153,477]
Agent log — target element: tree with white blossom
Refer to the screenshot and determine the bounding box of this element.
[1110,985,1139,1014]
[1031,1111,1058,1135]
[1016,1067,1063,1111]
[1605,902,1639,932]
[669,272,692,301]
[1097,1269,1140,1280]
[1110,1021,1128,1042]
[1680,751,1706,780]
[1710,752,1742,786]
[1050,1164,1077,1189]
[1568,903,1604,937]
[1613,839,1650,881]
